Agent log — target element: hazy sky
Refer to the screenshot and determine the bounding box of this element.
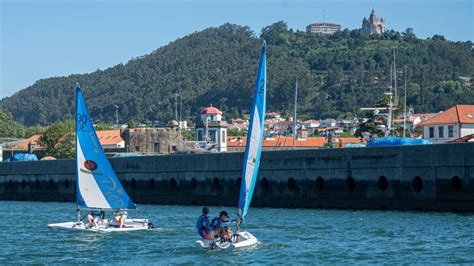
[1,0,472,99]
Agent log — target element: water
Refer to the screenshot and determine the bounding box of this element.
[1,201,473,264]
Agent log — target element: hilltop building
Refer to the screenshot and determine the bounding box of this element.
[420,105,474,144]
[195,104,228,152]
[306,22,341,35]
[362,9,385,36]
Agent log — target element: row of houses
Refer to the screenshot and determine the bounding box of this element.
[3,104,473,160]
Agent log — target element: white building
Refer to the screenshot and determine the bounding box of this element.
[195,104,227,152]
[420,105,474,144]
[306,22,341,35]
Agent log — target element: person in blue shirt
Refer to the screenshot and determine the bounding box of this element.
[211,211,233,240]
[196,207,213,239]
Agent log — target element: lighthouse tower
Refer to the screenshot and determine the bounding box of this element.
[195,104,228,152]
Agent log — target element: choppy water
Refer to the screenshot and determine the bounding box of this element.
[1,201,473,264]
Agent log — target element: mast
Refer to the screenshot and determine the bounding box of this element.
[293,79,298,150]
[385,91,393,137]
[75,83,80,222]
[403,65,407,137]
[393,47,398,106]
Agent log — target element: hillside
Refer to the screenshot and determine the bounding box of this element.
[1,22,473,126]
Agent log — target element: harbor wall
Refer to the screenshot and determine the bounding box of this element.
[0,143,473,211]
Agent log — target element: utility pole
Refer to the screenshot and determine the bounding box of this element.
[174,93,178,121]
[114,105,119,128]
[385,92,394,137]
[179,93,182,128]
[293,79,298,150]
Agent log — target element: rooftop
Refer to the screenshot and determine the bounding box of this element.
[200,104,222,115]
[307,22,341,27]
[227,136,365,148]
[419,105,474,126]
[96,129,124,145]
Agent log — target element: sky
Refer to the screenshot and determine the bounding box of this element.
[1,0,472,99]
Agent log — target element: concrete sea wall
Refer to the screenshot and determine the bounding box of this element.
[0,143,473,211]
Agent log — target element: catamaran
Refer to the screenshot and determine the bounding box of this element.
[196,41,266,249]
[48,86,152,232]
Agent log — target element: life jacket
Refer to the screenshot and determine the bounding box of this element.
[196,215,210,237]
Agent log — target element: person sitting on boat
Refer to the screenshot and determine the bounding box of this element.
[211,211,233,241]
[196,207,213,240]
[115,210,128,228]
[87,211,104,229]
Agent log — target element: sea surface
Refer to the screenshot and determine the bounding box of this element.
[1,201,473,264]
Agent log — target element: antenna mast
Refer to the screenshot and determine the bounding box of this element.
[293,79,298,150]
[403,65,407,137]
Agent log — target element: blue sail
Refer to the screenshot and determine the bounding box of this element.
[238,42,266,218]
[75,87,136,210]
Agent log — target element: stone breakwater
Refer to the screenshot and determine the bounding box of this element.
[0,143,473,211]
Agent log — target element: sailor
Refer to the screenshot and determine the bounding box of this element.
[211,211,229,230]
[211,211,233,240]
[115,210,128,228]
[196,207,213,239]
[86,211,104,229]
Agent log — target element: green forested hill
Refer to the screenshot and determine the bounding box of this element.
[1,22,473,126]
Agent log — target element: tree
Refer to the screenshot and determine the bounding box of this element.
[0,108,26,138]
[1,23,473,126]
[181,130,195,141]
[94,123,113,131]
[127,120,137,128]
[39,120,75,158]
[227,128,247,137]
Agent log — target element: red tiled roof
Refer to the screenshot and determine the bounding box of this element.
[448,134,474,143]
[420,105,474,125]
[228,136,327,148]
[227,136,364,148]
[201,104,222,115]
[13,135,45,149]
[9,130,123,150]
[335,138,366,144]
[96,130,124,145]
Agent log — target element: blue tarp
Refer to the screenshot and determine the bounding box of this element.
[9,153,38,161]
[344,143,366,148]
[367,137,432,147]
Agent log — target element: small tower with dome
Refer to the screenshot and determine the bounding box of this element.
[362,9,385,36]
[195,104,228,152]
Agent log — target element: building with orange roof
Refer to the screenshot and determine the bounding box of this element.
[419,105,474,143]
[227,136,365,152]
[6,130,124,151]
[96,129,125,149]
[9,134,45,150]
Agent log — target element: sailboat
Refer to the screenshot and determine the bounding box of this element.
[48,86,152,232]
[196,41,266,249]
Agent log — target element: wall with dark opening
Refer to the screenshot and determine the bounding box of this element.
[0,143,473,211]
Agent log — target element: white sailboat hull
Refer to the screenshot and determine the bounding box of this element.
[195,231,258,250]
[48,219,151,232]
